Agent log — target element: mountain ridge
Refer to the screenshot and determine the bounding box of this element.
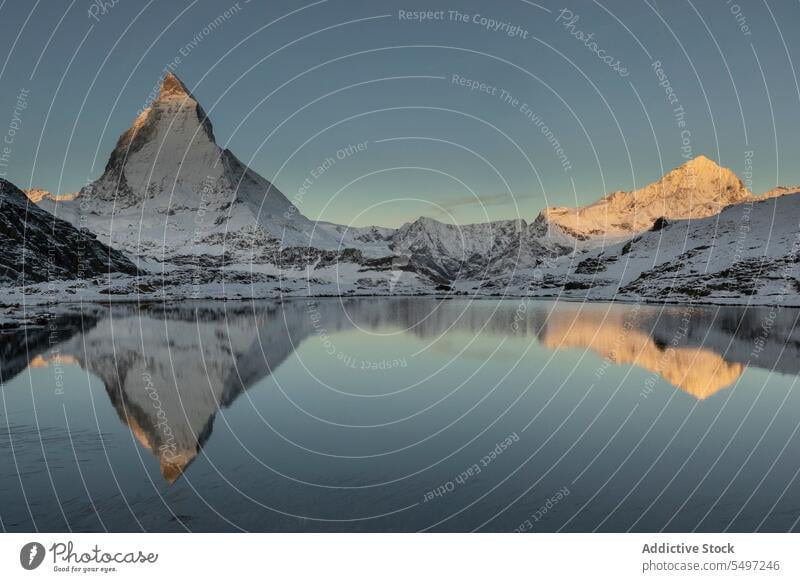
[539,155,753,241]
[13,72,800,301]
[518,190,800,303]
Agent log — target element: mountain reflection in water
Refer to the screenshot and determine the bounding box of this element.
[539,307,746,400]
[6,299,798,484]
[2,298,799,532]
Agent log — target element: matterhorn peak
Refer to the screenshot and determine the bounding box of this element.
[77,71,219,208]
[58,71,320,258]
[158,72,195,101]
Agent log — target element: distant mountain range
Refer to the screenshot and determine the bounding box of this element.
[3,72,799,305]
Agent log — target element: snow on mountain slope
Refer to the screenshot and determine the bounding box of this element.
[28,72,585,282]
[389,216,573,282]
[541,156,752,241]
[522,191,800,304]
[0,178,138,284]
[42,73,345,263]
[313,221,395,257]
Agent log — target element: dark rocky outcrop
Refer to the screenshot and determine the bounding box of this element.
[0,179,139,284]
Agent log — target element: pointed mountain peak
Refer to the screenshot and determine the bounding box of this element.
[82,71,217,205]
[659,155,742,188]
[158,72,194,101]
[676,154,725,173]
[684,154,717,166]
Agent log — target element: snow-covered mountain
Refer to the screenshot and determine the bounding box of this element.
[314,221,395,258]
[389,216,572,282]
[0,178,138,284]
[368,156,767,285]
[521,189,800,304]
[31,73,584,283]
[41,73,346,265]
[14,71,800,304]
[541,155,752,241]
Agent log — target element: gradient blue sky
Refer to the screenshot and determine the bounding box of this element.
[0,0,798,227]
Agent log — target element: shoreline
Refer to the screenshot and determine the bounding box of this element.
[3,291,797,332]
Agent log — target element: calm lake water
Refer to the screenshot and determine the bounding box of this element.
[1,298,799,532]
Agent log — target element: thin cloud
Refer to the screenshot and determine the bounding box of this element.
[434,192,537,216]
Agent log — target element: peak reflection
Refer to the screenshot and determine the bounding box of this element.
[8,299,798,483]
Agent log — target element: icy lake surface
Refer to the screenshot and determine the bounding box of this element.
[2,298,799,532]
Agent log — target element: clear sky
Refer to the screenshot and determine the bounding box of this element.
[0,0,798,227]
